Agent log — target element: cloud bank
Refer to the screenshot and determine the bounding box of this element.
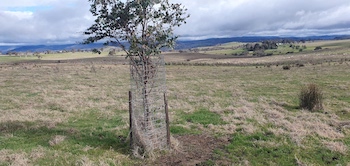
[0,0,92,44]
[1,0,350,44]
[174,0,350,39]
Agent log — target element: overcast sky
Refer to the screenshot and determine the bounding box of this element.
[1,0,350,45]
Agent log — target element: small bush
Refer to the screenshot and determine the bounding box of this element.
[299,84,323,111]
[282,65,291,70]
[314,46,322,50]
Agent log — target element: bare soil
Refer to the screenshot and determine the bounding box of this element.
[151,134,230,166]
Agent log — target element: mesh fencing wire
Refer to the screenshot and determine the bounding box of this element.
[129,54,167,155]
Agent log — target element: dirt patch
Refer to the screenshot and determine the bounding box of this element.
[151,134,230,166]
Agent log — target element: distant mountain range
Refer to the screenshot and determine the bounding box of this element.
[1,35,349,54]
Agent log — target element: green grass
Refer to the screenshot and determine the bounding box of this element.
[0,108,131,165]
[200,48,246,55]
[222,131,349,165]
[225,132,296,165]
[198,39,350,56]
[0,56,38,63]
[181,108,226,127]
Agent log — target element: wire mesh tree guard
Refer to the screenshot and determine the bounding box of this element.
[83,0,188,157]
[129,54,170,156]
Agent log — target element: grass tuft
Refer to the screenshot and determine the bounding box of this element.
[299,83,323,111]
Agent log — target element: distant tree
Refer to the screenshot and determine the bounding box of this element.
[314,46,322,50]
[261,40,278,49]
[253,49,265,57]
[244,43,255,51]
[108,49,116,56]
[253,43,261,50]
[244,40,280,53]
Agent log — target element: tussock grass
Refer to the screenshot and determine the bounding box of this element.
[299,83,323,111]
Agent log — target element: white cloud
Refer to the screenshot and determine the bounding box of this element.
[2,11,33,19]
[1,0,350,44]
[0,0,92,44]
[174,0,350,38]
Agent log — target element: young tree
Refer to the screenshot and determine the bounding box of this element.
[83,0,189,155]
[84,0,188,55]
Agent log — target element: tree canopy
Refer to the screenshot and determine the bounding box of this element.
[84,0,189,59]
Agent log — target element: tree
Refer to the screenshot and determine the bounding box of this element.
[314,46,322,50]
[83,0,189,156]
[84,0,188,55]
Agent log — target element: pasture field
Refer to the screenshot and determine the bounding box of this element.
[197,39,350,56]
[1,41,350,165]
[0,48,126,63]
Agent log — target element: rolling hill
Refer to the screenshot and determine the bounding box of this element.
[1,35,349,54]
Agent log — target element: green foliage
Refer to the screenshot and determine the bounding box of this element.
[244,40,278,52]
[299,84,323,111]
[84,0,189,59]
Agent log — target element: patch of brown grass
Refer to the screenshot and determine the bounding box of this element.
[0,150,30,166]
[49,135,67,146]
[29,147,46,161]
[0,63,129,126]
[322,141,348,154]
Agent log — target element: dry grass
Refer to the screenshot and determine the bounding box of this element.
[0,63,129,124]
[165,61,350,158]
[323,141,348,154]
[49,135,67,146]
[1,48,350,164]
[3,152,30,166]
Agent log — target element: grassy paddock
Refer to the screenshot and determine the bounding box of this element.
[0,49,350,165]
[201,39,350,56]
[0,50,128,63]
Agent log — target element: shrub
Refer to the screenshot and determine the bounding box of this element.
[282,65,291,70]
[314,46,322,50]
[108,50,116,56]
[299,84,323,111]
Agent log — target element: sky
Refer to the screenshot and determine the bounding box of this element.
[1,0,350,45]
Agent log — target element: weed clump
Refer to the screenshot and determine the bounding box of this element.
[299,84,323,111]
[282,65,291,70]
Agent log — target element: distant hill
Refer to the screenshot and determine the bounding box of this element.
[0,43,104,54]
[1,35,349,54]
